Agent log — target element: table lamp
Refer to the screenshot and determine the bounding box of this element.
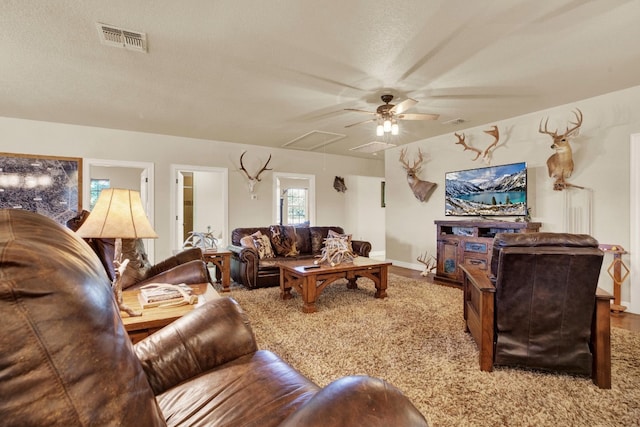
[76,188,158,316]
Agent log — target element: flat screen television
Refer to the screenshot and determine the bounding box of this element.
[445,162,527,216]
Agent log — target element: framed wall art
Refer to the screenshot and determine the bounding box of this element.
[0,152,82,224]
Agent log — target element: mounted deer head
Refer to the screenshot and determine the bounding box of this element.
[333,176,347,193]
[453,125,500,163]
[399,148,437,202]
[538,108,583,191]
[240,151,272,193]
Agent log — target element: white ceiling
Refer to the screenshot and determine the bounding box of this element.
[2,1,640,159]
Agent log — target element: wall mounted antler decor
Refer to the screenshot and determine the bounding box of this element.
[239,151,272,193]
[399,148,437,202]
[538,108,583,191]
[453,125,500,163]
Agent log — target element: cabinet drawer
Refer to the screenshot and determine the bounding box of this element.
[463,256,488,271]
[464,241,488,254]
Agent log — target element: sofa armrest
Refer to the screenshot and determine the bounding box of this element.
[228,244,260,288]
[134,297,258,395]
[352,240,371,257]
[136,259,211,288]
[280,376,428,427]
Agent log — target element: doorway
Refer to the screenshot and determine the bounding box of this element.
[273,172,316,226]
[170,165,228,253]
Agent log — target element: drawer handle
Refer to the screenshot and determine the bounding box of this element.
[468,259,484,265]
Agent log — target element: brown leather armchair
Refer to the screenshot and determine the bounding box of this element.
[1,209,428,426]
[67,210,211,289]
[460,232,613,388]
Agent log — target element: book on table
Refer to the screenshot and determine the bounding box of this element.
[138,283,193,308]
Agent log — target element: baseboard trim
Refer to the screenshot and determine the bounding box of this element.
[387,258,423,272]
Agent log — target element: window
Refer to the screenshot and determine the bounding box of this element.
[90,179,110,210]
[287,188,308,225]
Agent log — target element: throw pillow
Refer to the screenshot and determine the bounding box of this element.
[269,225,299,257]
[240,235,256,249]
[252,233,275,259]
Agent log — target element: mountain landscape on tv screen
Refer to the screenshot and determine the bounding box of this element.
[445,164,527,216]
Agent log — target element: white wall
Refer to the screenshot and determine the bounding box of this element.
[342,175,386,258]
[193,170,225,246]
[0,117,384,261]
[385,84,640,313]
[90,166,142,192]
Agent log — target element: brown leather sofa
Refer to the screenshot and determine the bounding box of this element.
[0,209,428,426]
[68,209,212,289]
[229,225,372,289]
[460,232,612,388]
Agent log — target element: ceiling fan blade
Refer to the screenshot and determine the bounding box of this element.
[344,108,377,115]
[390,98,418,115]
[345,118,377,128]
[397,113,440,121]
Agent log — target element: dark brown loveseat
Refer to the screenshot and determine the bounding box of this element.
[0,209,428,426]
[229,225,372,289]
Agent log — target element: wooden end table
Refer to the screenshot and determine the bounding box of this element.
[278,257,391,313]
[202,249,232,292]
[121,283,219,343]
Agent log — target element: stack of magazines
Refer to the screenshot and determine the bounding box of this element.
[138,283,194,308]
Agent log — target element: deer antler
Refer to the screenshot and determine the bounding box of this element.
[417,252,436,276]
[539,109,582,139]
[240,151,273,181]
[481,125,500,160]
[253,154,272,182]
[454,132,482,161]
[454,127,500,162]
[399,148,423,171]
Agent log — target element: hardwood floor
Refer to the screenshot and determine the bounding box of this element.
[389,265,640,333]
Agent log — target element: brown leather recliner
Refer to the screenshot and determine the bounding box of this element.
[460,232,613,388]
[0,209,428,426]
[67,210,211,289]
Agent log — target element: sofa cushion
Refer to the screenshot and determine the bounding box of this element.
[253,233,276,259]
[270,225,299,257]
[294,226,311,254]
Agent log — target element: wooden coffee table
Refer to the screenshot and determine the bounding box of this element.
[120,283,219,343]
[278,257,391,313]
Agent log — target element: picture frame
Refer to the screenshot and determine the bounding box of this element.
[0,152,82,224]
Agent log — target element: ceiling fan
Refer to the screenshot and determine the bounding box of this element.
[344,94,439,135]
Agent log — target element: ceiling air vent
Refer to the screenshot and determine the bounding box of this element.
[96,23,147,52]
[350,141,396,154]
[442,118,466,126]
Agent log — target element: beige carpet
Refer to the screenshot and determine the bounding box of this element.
[225,274,640,426]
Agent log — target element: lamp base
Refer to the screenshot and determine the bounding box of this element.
[113,241,142,317]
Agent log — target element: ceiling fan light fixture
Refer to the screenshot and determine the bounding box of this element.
[376,124,384,136]
[383,119,392,132]
[391,122,399,135]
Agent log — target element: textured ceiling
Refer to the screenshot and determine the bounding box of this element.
[2,0,640,158]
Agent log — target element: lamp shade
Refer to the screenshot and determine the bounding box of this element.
[76,188,158,239]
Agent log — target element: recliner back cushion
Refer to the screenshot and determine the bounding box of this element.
[120,238,153,289]
[0,209,165,427]
[494,246,603,375]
